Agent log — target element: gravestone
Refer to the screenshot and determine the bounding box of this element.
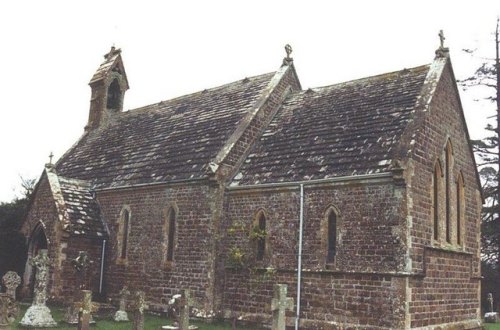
[133,291,147,330]
[271,284,294,330]
[162,290,198,330]
[20,249,57,327]
[0,293,19,329]
[485,292,499,323]
[2,271,21,300]
[113,286,130,322]
[65,251,94,324]
[77,290,93,330]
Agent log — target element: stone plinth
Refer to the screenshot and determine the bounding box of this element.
[0,293,19,328]
[485,312,499,323]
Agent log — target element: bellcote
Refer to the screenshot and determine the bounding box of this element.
[86,47,129,131]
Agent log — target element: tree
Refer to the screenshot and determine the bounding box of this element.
[0,176,34,281]
[460,18,500,312]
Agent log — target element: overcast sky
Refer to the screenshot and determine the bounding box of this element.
[0,1,499,202]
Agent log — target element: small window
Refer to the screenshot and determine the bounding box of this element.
[120,208,130,259]
[107,78,121,110]
[445,141,453,243]
[327,210,337,262]
[433,161,443,241]
[456,173,464,245]
[166,207,176,262]
[255,212,266,261]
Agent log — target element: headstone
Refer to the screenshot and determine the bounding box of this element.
[20,249,57,327]
[77,290,93,330]
[271,284,294,330]
[2,271,21,300]
[162,290,198,330]
[0,293,19,328]
[114,286,130,322]
[133,291,147,330]
[65,251,94,324]
[485,292,499,323]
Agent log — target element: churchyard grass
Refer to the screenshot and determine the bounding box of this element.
[485,324,500,330]
[14,304,264,329]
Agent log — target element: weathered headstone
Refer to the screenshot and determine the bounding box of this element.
[0,293,19,329]
[20,249,57,327]
[133,291,147,330]
[485,292,499,323]
[65,251,94,324]
[2,271,21,300]
[77,290,93,330]
[271,284,294,330]
[113,286,130,322]
[162,290,198,330]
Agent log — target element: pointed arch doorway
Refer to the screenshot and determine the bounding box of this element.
[23,223,48,298]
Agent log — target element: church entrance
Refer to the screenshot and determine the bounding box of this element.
[23,223,48,298]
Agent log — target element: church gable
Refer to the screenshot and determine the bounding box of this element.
[231,65,430,186]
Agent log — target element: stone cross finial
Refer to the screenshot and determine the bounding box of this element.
[0,293,19,328]
[20,249,57,327]
[438,30,445,48]
[48,152,54,165]
[2,271,21,300]
[282,44,293,66]
[133,291,147,330]
[77,290,94,330]
[488,293,494,313]
[271,284,294,330]
[113,286,130,322]
[178,289,193,330]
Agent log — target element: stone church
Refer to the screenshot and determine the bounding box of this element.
[21,40,482,329]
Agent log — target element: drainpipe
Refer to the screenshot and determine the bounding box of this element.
[99,239,106,295]
[295,184,304,330]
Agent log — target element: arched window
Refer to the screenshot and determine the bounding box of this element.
[445,141,453,243]
[120,208,131,259]
[166,207,176,262]
[456,173,464,246]
[433,161,443,241]
[107,78,121,110]
[255,211,267,261]
[327,210,337,262]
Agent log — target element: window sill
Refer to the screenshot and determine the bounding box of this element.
[116,258,128,266]
[426,244,472,256]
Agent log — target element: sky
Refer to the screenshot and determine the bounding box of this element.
[0,1,499,202]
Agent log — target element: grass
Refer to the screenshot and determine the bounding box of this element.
[485,323,500,330]
[13,304,264,330]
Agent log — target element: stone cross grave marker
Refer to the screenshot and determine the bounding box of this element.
[114,286,130,322]
[133,291,147,330]
[488,293,494,313]
[0,293,20,328]
[77,290,94,330]
[485,292,499,323]
[65,251,93,324]
[271,284,294,330]
[178,289,193,330]
[2,271,21,300]
[20,249,57,327]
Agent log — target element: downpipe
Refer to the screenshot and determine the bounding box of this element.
[295,184,304,330]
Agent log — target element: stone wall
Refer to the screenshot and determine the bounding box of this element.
[220,180,409,329]
[97,182,218,315]
[404,61,482,327]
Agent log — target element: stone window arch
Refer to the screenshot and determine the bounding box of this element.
[117,206,131,262]
[163,205,178,263]
[433,160,443,241]
[456,172,465,246]
[252,209,268,262]
[322,205,340,264]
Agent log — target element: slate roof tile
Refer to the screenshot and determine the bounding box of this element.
[56,72,275,188]
[57,176,105,238]
[232,65,430,185]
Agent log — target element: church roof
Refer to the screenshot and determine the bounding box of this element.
[57,176,106,238]
[231,65,430,186]
[56,72,275,188]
